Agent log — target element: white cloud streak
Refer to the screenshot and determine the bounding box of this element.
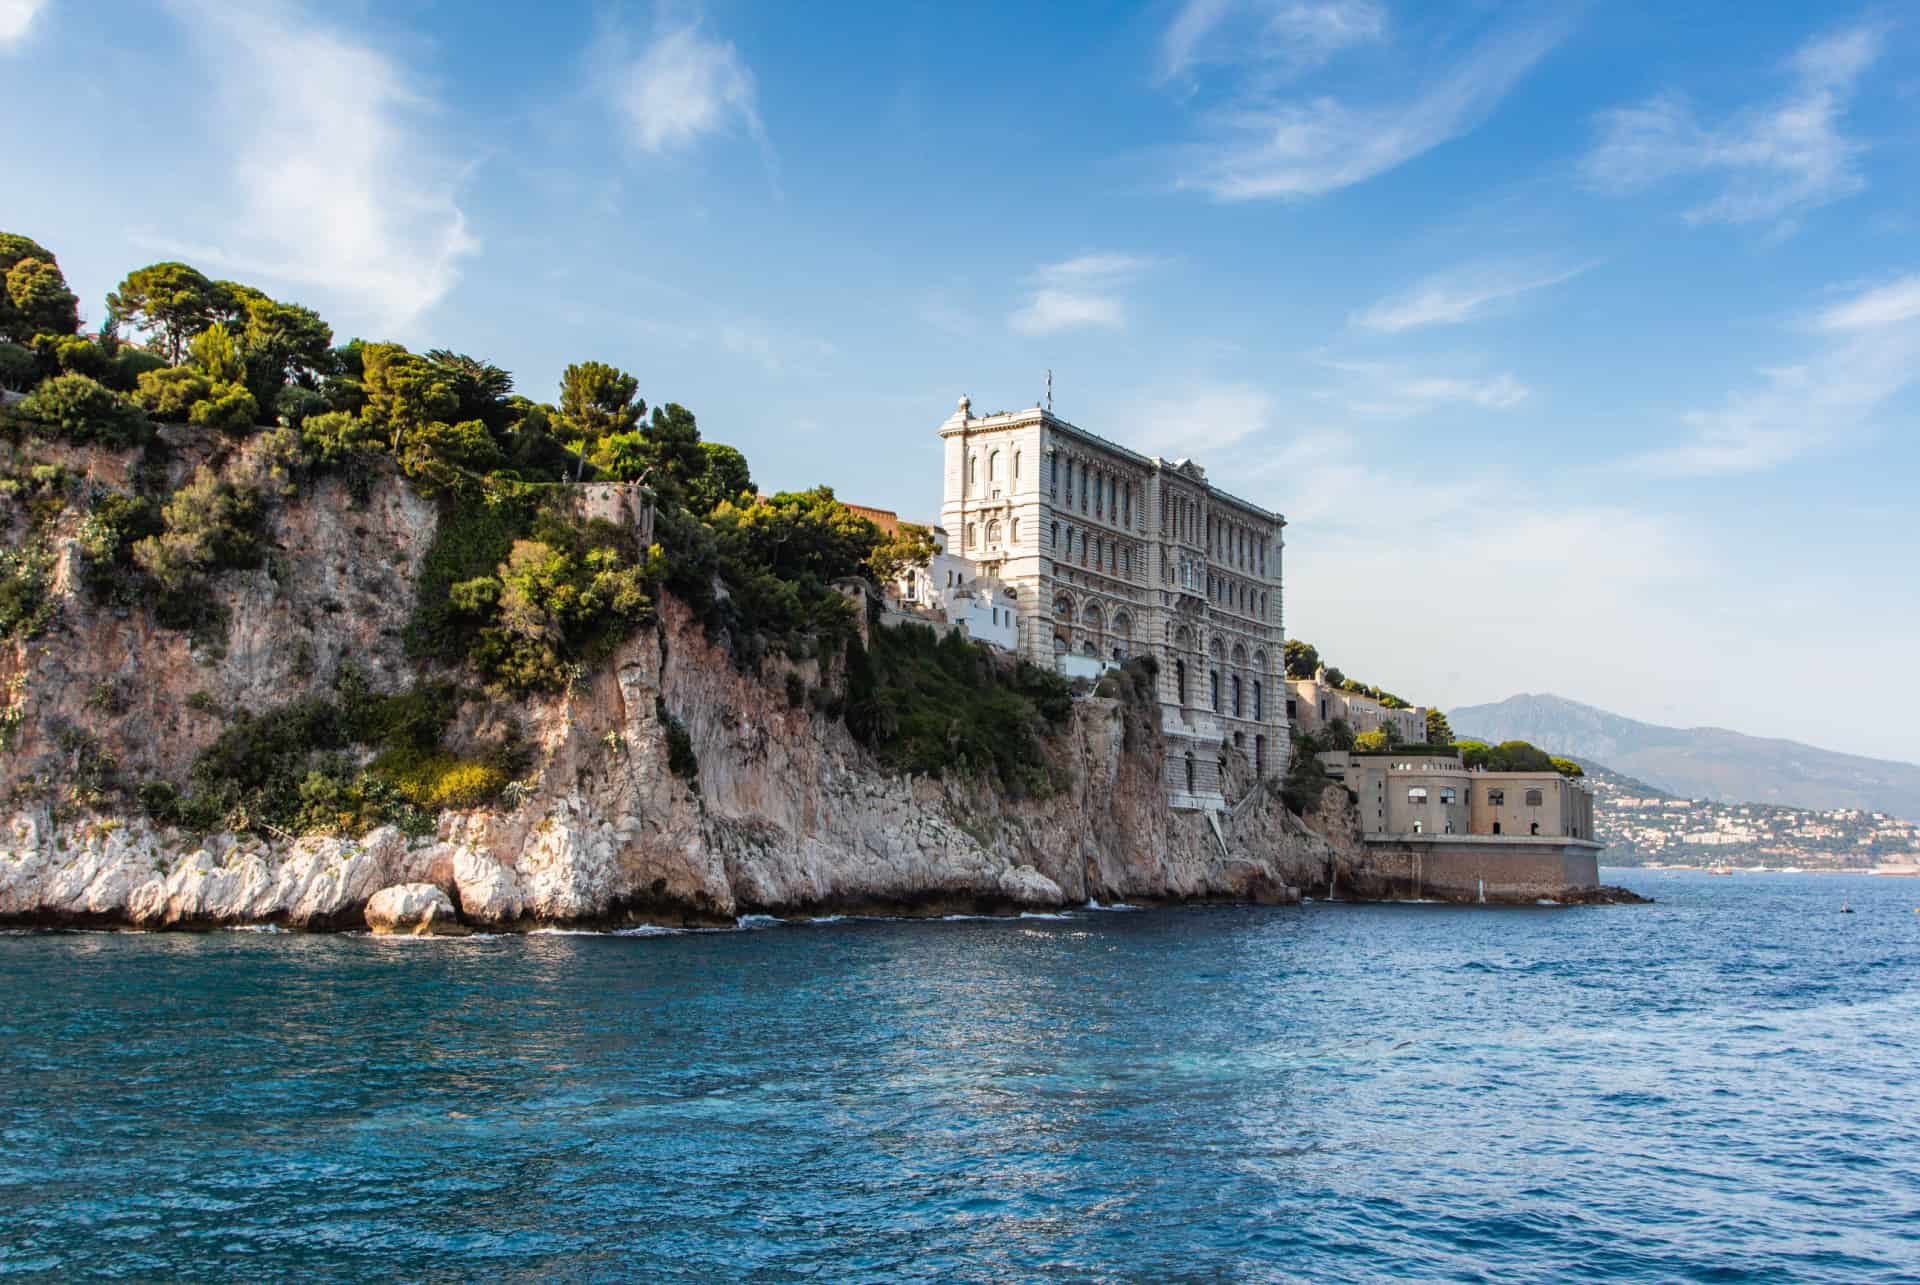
[1353,258,1595,333]
[1130,383,1274,456]
[604,19,763,155]
[0,0,47,47]
[162,0,476,333]
[1583,23,1882,229]
[1316,357,1530,415]
[1159,0,1386,83]
[1010,253,1155,336]
[1633,274,1920,477]
[1173,19,1564,200]
[1816,273,1920,331]
[0,0,46,46]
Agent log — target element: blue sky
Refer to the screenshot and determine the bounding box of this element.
[5,0,1919,763]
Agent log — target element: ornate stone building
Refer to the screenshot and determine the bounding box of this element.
[936,397,1287,810]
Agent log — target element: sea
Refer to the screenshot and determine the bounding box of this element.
[2,868,1916,1283]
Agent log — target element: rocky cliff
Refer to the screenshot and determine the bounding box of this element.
[0,432,1337,931]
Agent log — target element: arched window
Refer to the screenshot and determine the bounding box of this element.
[1253,680,1263,720]
[1050,521,1059,549]
[1013,450,1021,481]
[1121,545,1130,575]
[1231,675,1242,717]
[969,455,978,485]
[1053,593,1071,618]
[1082,602,1104,632]
[1255,735,1266,777]
[1185,753,1196,794]
[1112,612,1131,641]
[986,520,1002,545]
[1176,659,1188,704]
[966,523,976,548]
[1231,644,1247,667]
[1210,670,1221,711]
[1010,518,1020,543]
[988,450,1000,481]
[1049,453,1058,496]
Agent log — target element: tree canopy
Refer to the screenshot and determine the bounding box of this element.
[107,262,231,364]
[0,234,81,345]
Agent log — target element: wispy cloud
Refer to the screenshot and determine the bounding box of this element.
[161,0,476,333]
[1317,357,1530,415]
[1353,258,1595,333]
[1172,18,1564,200]
[1159,0,1386,83]
[1130,382,1274,455]
[1010,253,1154,336]
[1583,22,1883,230]
[718,319,834,375]
[601,14,764,156]
[1816,273,1920,331]
[1632,274,1920,477]
[0,0,46,46]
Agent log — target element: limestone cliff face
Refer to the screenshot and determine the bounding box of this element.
[0,437,1335,930]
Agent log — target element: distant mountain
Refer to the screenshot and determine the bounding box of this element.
[1448,693,1920,820]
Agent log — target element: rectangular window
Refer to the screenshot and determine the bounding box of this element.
[1488,789,1505,806]
[1407,788,1428,803]
[1525,789,1544,807]
[1439,787,1456,804]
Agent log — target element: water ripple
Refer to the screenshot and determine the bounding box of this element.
[2,870,1917,1281]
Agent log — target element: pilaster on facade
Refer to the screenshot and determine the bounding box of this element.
[935,394,1292,811]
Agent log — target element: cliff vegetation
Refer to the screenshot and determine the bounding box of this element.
[0,231,1332,931]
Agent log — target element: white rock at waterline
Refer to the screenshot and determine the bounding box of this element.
[365,883,468,936]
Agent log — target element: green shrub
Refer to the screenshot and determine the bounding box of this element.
[368,747,507,810]
[844,623,1070,796]
[0,341,38,392]
[412,497,655,695]
[5,372,150,447]
[156,672,473,837]
[1281,736,1333,815]
[76,490,165,605]
[0,540,57,638]
[405,489,534,664]
[131,465,266,596]
[186,381,258,432]
[274,384,328,428]
[656,698,699,785]
[128,364,190,415]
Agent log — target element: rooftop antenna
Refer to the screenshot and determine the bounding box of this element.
[1045,369,1053,414]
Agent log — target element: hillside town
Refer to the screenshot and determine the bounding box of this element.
[1583,765,1920,869]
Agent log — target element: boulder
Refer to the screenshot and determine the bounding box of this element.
[364,882,468,936]
[997,863,1066,908]
[452,848,526,926]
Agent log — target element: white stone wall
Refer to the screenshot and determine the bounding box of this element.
[935,398,1290,810]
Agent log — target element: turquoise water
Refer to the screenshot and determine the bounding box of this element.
[3,869,1917,1282]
